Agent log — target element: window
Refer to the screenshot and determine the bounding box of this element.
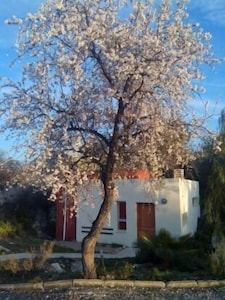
[192,197,199,207]
[117,201,127,230]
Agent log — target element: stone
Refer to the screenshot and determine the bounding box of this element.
[0,245,10,253]
[71,262,83,273]
[50,263,65,273]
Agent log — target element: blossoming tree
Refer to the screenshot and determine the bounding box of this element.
[0,0,214,278]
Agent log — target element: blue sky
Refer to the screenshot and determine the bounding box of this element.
[0,0,225,158]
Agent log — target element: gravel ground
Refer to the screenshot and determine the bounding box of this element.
[1,287,225,300]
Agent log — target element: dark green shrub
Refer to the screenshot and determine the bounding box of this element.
[136,229,176,266]
[136,229,208,271]
[135,237,154,264]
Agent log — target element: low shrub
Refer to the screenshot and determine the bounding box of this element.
[97,259,133,280]
[0,258,20,275]
[115,261,133,279]
[136,229,207,271]
[0,240,54,276]
[0,221,17,238]
[136,229,176,266]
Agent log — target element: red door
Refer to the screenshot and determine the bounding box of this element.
[56,189,76,241]
[137,203,155,240]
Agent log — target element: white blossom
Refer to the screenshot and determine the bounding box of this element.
[0,0,215,203]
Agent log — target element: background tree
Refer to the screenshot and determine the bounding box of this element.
[195,108,225,238]
[219,108,225,135]
[0,0,214,278]
[0,151,21,186]
[0,151,54,238]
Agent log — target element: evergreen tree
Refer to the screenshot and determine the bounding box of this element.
[197,109,225,234]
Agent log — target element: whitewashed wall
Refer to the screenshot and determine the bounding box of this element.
[76,178,200,247]
[155,179,181,237]
[155,179,200,238]
[179,179,200,236]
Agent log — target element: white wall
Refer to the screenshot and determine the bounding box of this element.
[77,180,151,247]
[155,179,182,237]
[179,179,200,236]
[76,178,200,247]
[155,179,200,238]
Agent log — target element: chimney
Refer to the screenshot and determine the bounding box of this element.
[173,169,184,179]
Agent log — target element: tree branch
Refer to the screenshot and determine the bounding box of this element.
[67,124,110,147]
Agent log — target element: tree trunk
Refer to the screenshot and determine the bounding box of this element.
[82,179,115,279]
[82,235,97,279]
[82,97,124,279]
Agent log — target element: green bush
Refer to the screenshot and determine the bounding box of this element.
[136,229,207,271]
[136,229,176,266]
[0,221,17,238]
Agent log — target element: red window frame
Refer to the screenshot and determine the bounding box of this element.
[118,201,127,230]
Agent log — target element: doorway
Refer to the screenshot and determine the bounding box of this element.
[137,203,155,240]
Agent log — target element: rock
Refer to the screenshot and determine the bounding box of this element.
[50,262,65,273]
[71,262,83,273]
[0,245,10,253]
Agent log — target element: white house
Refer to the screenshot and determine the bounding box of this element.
[56,170,200,247]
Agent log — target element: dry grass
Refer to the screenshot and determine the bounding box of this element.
[0,241,54,275]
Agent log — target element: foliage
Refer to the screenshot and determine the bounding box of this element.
[0,0,216,278]
[210,237,225,275]
[203,156,225,227]
[136,229,176,264]
[97,259,133,280]
[192,219,214,253]
[150,267,173,281]
[0,221,18,239]
[194,108,225,233]
[219,108,225,135]
[136,229,207,271]
[0,186,55,238]
[0,152,22,186]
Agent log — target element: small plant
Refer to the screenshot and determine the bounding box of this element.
[0,221,16,238]
[97,259,133,280]
[35,241,54,270]
[115,261,133,279]
[0,258,20,275]
[150,267,172,281]
[22,257,34,272]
